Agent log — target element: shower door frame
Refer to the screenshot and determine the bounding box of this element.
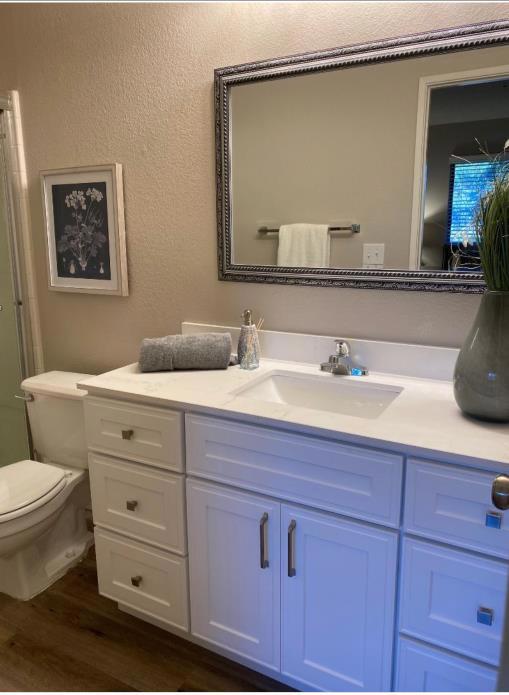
[0,91,43,380]
[0,104,28,379]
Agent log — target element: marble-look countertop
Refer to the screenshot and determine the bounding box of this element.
[79,359,509,471]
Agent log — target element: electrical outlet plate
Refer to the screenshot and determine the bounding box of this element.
[363,243,385,268]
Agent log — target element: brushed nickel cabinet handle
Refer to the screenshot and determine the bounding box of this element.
[126,500,138,512]
[259,512,269,569]
[492,475,509,511]
[131,575,142,587]
[121,429,134,441]
[288,519,297,577]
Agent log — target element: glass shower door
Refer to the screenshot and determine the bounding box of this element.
[0,142,29,465]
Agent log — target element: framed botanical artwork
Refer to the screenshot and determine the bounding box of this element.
[41,163,128,295]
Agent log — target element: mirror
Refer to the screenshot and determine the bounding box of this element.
[216,20,509,291]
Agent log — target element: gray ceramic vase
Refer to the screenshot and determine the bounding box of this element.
[454,291,509,422]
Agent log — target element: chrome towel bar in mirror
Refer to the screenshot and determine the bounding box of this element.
[258,224,361,235]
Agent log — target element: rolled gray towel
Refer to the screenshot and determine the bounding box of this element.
[139,333,232,372]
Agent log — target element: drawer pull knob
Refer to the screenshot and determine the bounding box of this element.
[477,606,494,626]
[492,475,509,510]
[486,510,502,529]
[121,429,134,441]
[126,500,138,512]
[131,575,142,588]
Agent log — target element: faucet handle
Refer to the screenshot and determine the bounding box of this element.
[334,339,350,357]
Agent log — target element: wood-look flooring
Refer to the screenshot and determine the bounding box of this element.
[0,549,292,692]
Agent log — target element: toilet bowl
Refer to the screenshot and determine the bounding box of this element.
[0,372,94,600]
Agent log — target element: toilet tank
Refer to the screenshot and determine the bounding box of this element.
[21,371,92,469]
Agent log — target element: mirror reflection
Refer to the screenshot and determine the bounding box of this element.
[229,45,509,272]
[422,78,509,272]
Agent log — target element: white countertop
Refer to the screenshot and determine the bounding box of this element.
[79,359,509,470]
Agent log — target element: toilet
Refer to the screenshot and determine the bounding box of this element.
[0,371,94,600]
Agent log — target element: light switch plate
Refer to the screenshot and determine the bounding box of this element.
[363,243,385,268]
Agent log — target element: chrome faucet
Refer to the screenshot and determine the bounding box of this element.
[320,339,368,376]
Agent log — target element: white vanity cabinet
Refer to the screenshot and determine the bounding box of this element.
[187,480,281,670]
[186,478,397,691]
[83,394,509,693]
[404,459,509,559]
[395,458,507,691]
[186,414,401,691]
[84,396,185,470]
[396,639,498,692]
[84,397,189,631]
[280,505,397,691]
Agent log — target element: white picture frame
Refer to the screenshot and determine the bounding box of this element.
[41,163,128,295]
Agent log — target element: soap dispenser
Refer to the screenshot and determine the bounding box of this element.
[238,309,260,370]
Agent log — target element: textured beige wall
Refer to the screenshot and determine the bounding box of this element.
[231,45,509,269]
[0,2,508,374]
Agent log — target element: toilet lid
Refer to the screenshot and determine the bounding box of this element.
[0,460,66,516]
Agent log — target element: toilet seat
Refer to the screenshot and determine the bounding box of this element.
[0,460,67,523]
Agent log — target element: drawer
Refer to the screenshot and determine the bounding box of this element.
[396,638,497,692]
[85,397,184,471]
[400,537,508,666]
[89,453,186,554]
[186,414,403,527]
[405,459,509,559]
[95,528,189,631]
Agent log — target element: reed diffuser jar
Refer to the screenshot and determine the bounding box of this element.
[454,145,509,422]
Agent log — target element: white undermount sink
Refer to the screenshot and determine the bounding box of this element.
[233,369,403,419]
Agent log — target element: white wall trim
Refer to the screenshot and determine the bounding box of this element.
[1,90,44,374]
[408,64,509,271]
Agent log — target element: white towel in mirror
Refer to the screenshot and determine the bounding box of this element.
[277,223,330,267]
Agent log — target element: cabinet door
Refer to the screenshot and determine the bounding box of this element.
[187,479,280,671]
[281,505,397,691]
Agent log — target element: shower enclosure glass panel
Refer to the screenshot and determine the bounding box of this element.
[0,140,29,465]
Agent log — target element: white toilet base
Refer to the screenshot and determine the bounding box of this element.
[0,474,94,601]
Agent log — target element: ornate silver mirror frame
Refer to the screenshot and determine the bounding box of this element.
[215,19,509,292]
